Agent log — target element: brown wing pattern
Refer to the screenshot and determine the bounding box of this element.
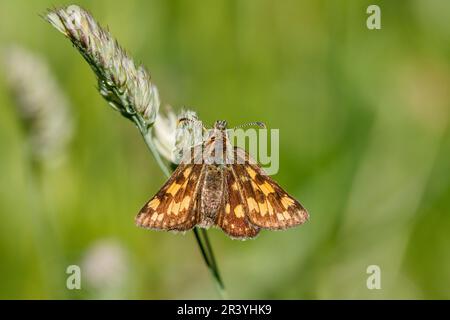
[135,163,205,231]
[215,165,260,239]
[233,147,309,230]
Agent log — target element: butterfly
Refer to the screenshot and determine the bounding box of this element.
[135,120,309,240]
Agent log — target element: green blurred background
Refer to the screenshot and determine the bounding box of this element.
[0,0,449,299]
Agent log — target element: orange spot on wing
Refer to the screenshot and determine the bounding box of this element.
[247,197,258,212]
[281,196,295,208]
[148,198,160,210]
[180,196,191,211]
[246,167,257,179]
[234,204,244,218]
[260,182,275,195]
[167,183,181,196]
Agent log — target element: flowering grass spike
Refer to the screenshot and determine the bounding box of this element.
[46,5,159,126]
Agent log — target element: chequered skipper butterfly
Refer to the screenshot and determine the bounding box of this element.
[135,120,309,239]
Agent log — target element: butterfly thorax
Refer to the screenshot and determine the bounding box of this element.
[203,120,234,166]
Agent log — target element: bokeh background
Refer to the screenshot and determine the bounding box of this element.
[0,0,449,299]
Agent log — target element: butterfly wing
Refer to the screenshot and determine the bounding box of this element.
[135,163,205,231]
[233,147,309,229]
[215,165,260,240]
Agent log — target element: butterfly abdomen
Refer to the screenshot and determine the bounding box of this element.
[200,165,224,226]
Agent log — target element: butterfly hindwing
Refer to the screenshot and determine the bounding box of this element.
[215,165,260,239]
[233,147,309,230]
[135,163,204,231]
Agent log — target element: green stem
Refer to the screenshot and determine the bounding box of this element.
[196,228,226,299]
[199,229,222,285]
[140,126,171,178]
[131,115,226,299]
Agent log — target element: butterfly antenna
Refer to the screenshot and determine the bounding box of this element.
[177,117,207,132]
[178,117,203,126]
[234,121,266,129]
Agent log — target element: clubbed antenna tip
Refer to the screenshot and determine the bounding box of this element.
[234,121,266,129]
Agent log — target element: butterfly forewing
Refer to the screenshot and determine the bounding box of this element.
[135,163,204,231]
[233,147,309,230]
[215,165,260,240]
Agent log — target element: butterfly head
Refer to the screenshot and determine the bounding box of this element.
[214,120,228,131]
[206,120,230,147]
